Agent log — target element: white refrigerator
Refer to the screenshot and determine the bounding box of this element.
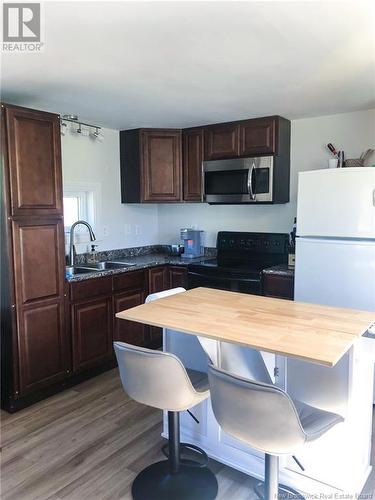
[294,167,375,399]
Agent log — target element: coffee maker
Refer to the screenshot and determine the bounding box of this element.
[180,228,204,258]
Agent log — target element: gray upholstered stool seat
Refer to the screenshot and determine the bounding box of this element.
[208,364,344,500]
[114,341,218,500]
[294,399,343,442]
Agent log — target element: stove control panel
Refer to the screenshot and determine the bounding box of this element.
[217,232,289,255]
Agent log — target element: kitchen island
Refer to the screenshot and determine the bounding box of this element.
[117,287,375,495]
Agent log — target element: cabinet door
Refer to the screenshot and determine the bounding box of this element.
[113,290,147,346]
[183,128,204,202]
[169,266,188,289]
[17,301,69,395]
[141,130,182,202]
[12,219,66,306]
[204,124,240,160]
[71,296,113,373]
[148,266,170,348]
[11,218,69,394]
[149,266,170,294]
[239,118,276,156]
[4,105,63,217]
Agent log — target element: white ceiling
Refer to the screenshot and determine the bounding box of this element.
[2,1,375,130]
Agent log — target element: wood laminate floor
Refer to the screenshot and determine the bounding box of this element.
[1,369,374,500]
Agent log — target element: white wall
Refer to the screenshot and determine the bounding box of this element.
[62,109,375,252]
[158,109,375,247]
[62,126,158,253]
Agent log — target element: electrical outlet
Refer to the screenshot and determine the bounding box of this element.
[135,225,141,235]
[103,226,109,237]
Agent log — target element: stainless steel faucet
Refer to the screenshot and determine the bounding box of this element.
[69,220,96,266]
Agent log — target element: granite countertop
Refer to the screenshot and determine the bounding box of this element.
[66,253,212,282]
[262,264,295,278]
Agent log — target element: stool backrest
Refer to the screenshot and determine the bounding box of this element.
[208,364,306,455]
[114,341,198,412]
[197,338,272,384]
[145,287,186,303]
[220,343,273,384]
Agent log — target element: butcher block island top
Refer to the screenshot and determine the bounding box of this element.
[116,287,374,367]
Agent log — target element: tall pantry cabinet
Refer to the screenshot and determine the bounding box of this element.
[1,103,70,411]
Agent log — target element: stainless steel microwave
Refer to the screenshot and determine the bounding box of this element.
[203,156,273,204]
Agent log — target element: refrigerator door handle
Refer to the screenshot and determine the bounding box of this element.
[373,188,375,207]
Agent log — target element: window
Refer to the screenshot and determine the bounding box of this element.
[63,182,100,247]
[63,192,88,229]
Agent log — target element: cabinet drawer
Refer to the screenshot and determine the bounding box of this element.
[70,276,112,302]
[113,270,146,293]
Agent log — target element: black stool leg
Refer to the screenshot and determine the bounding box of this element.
[168,411,180,474]
[131,410,218,500]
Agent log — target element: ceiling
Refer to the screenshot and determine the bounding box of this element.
[2,1,375,130]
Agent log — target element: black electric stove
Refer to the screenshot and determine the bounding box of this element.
[188,231,289,295]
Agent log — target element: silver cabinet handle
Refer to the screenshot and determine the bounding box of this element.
[373,188,375,207]
[247,164,256,200]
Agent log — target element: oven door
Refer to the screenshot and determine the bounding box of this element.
[203,157,273,203]
[188,271,261,295]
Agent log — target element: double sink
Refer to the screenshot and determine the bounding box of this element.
[66,260,136,277]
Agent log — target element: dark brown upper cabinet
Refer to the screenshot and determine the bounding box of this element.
[120,129,182,203]
[204,123,240,160]
[3,104,63,217]
[120,116,290,204]
[183,128,204,202]
[239,117,276,156]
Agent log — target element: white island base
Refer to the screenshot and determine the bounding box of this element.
[163,330,374,496]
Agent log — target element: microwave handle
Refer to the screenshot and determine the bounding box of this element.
[247,164,256,200]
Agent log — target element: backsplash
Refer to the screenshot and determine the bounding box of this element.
[74,245,217,265]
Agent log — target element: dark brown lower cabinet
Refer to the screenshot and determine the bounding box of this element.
[8,218,70,398]
[148,266,170,348]
[169,266,188,289]
[18,300,69,394]
[2,262,189,411]
[70,276,114,373]
[71,296,113,373]
[113,290,147,346]
[149,266,170,294]
[262,273,294,300]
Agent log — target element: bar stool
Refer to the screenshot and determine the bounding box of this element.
[114,341,218,500]
[207,363,344,500]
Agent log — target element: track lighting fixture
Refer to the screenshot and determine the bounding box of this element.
[60,114,104,141]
